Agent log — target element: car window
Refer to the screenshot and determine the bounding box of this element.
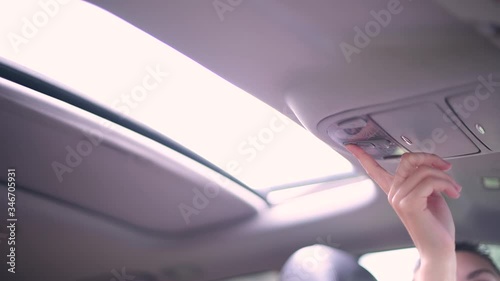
[359,247,420,281]
[218,271,279,281]
[491,245,500,266]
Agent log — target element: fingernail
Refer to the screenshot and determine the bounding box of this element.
[442,160,452,171]
[455,184,462,192]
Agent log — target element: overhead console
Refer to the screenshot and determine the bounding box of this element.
[317,75,500,160]
[447,91,500,151]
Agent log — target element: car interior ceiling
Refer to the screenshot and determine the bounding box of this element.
[1,1,500,281]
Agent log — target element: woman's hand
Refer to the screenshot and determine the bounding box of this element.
[346,145,461,281]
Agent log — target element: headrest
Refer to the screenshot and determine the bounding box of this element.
[280,244,376,281]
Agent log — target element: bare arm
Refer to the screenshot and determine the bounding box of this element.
[346,145,461,281]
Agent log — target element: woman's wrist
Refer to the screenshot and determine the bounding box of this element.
[416,251,456,281]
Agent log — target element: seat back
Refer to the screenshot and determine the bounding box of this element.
[280,244,376,281]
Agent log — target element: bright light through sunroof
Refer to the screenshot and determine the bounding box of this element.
[0,1,353,190]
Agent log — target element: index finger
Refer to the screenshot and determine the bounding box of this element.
[345,144,393,193]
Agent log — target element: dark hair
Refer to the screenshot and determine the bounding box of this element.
[414,241,500,275]
[455,241,500,275]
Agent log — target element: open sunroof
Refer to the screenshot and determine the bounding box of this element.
[0,0,353,191]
